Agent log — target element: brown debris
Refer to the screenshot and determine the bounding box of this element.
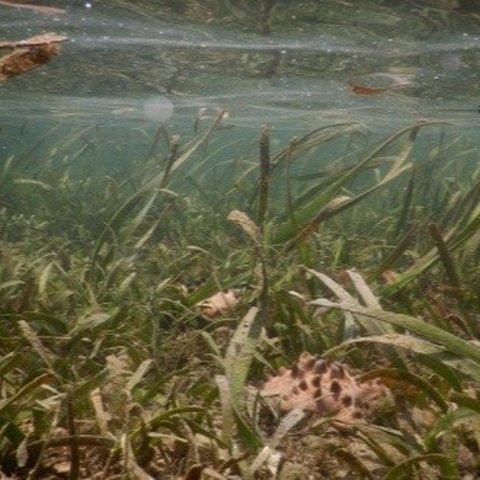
[259,353,392,422]
[0,32,68,49]
[196,289,240,318]
[0,0,66,15]
[348,80,394,96]
[348,76,413,96]
[0,33,67,81]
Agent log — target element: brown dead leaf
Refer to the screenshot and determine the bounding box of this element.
[381,270,398,284]
[0,43,60,81]
[0,0,66,15]
[0,32,68,49]
[197,289,240,318]
[0,31,67,80]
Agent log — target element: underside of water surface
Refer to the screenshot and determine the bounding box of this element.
[1,1,480,479]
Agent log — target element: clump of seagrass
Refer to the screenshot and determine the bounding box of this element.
[258,353,391,422]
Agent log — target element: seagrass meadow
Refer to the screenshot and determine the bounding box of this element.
[1,113,480,479]
[2,0,480,478]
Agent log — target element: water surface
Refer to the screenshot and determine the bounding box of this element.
[1,0,479,166]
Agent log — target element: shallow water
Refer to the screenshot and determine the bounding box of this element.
[0,0,479,172]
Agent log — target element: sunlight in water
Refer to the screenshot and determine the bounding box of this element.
[142,96,174,123]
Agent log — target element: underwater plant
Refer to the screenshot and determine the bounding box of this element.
[0,109,479,479]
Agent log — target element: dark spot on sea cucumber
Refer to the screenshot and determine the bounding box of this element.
[315,398,325,412]
[330,380,341,400]
[304,356,315,371]
[314,360,327,374]
[330,363,345,379]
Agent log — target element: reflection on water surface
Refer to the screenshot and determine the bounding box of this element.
[0,0,479,135]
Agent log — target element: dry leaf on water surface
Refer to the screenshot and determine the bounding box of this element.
[0,0,66,15]
[348,76,413,96]
[0,44,59,80]
[197,289,240,317]
[349,81,394,96]
[0,32,68,49]
[0,33,67,81]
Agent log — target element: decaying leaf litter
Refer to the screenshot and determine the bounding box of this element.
[1,0,480,479]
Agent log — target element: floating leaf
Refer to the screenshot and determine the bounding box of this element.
[0,42,61,81]
[0,1,66,15]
